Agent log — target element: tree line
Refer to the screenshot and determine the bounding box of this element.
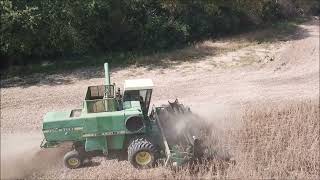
[1,0,319,69]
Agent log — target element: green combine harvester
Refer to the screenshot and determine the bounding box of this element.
[41,63,208,169]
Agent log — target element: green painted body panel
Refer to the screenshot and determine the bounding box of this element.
[43,111,84,142]
[44,111,72,122]
[42,100,145,151]
[44,129,84,142]
[107,135,125,149]
[43,111,84,128]
[82,111,125,133]
[85,137,108,152]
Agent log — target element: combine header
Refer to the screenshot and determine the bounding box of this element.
[41,63,209,169]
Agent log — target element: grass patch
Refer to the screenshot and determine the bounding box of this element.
[1,51,148,78]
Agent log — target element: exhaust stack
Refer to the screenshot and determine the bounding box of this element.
[104,63,110,85]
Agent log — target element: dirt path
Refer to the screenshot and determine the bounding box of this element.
[1,18,319,179]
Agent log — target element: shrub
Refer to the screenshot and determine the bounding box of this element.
[0,0,313,69]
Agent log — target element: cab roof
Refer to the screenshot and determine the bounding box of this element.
[124,79,154,91]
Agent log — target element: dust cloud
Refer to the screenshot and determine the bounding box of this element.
[159,100,239,161]
[190,102,242,129]
[189,102,242,160]
[1,132,67,179]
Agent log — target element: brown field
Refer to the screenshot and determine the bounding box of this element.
[1,17,319,179]
[27,101,319,179]
[227,100,319,179]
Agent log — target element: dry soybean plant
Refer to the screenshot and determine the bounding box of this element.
[225,100,320,179]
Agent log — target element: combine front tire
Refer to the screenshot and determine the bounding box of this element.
[128,138,158,169]
[64,150,82,169]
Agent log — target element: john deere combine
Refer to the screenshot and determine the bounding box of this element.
[41,63,208,169]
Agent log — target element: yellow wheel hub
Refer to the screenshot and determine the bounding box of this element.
[135,151,152,166]
[68,158,79,166]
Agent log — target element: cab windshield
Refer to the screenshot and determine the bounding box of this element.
[123,89,152,113]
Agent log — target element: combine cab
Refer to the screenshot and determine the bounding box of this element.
[41,63,208,169]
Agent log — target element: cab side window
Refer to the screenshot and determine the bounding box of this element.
[124,90,140,101]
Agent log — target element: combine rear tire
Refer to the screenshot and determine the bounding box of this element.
[128,138,158,169]
[64,150,82,169]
